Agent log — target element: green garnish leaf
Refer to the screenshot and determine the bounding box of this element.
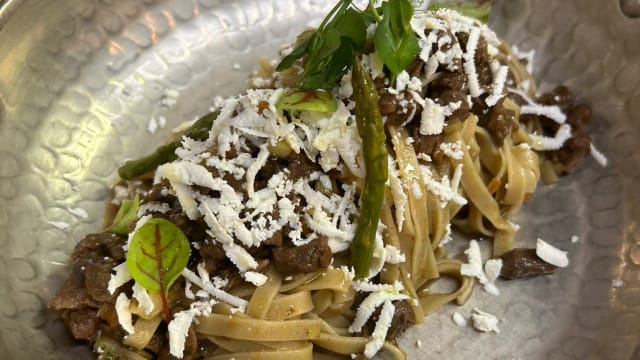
[110,195,140,235]
[276,32,313,72]
[126,218,190,322]
[277,89,338,113]
[374,0,420,82]
[429,1,492,23]
[277,0,367,90]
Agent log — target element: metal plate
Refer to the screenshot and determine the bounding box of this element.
[0,0,638,358]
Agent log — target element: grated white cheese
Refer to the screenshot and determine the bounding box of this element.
[471,308,500,333]
[138,202,171,216]
[339,70,353,98]
[484,259,502,283]
[383,245,406,264]
[590,143,608,167]
[364,300,395,358]
[439,141,464,160]
[452,311,467,327]
[520,104,566,124]
[460,240,500,296]
[536,238,569,268]
[108,263,132,295]
[439,224,453,247]
[132,282,155,315]
[529,124,572,151]
[420,164,467,208]
[419,98,446,135]
[349,281,408,334]
[181,268,248,310]
[115,293,134,334]
[245,144,270,198]
[512,46,535,74]
[155,162,220,220]
[485,63,509,107]
[460,240,484,277]
[243,271,268,287]
[185,281,195,300]
[168,310,196,358]
[463,27,483,98]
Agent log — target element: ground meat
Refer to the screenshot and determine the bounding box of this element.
[407,56,425,78]
[455,32,490,88]
[97,302,120,330]
[538,85,575,112]
[84,260,117,303]
[534,86,593,173]
[167,211,209,244]
[411,127,445,155]
[360,300,415,342]
[70,233,126,266]
[196,240,226,274]
[474,37,493,87]
[386,300,416,341]
[49,271,100,311]
[145,182,170,202]
[288,151,320,180]
[271,237,332,275]
[60,308,100,341]
[470,95,490,123]
[554,103,593,172]
[378,92,398,115]
[567,103,592,132]
[499,248,558,280]
[258,156,288,184]
[485,99,516,145]
[552,133,592,173]
[430,72,466,93]
[382,90,418,127]
[263,228,283,247]
[145,333,164,354]
[50,233,125,311]
[434,89,470,121]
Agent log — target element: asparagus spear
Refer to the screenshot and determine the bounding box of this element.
[350,57,388,279]
[117,111,218,180]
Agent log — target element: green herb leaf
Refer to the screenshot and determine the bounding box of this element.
[110,195,140,235]
[276,32,314,72]
[429,1,492,23]
[126,218,190,322]
[277,89,338,113]
[331,8,367,50]
[276,0,367,91]
[374,0,420,81]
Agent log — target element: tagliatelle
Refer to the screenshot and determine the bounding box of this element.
[49,3,596,360]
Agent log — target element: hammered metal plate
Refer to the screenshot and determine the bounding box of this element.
[0,0,639,359]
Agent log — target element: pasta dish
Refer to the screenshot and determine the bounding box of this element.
[49,1,597,359]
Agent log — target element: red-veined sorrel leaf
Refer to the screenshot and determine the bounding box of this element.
[276,89,338,113]
[126,218,190,322]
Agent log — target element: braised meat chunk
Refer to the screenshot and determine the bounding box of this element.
[272,236,332,275]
